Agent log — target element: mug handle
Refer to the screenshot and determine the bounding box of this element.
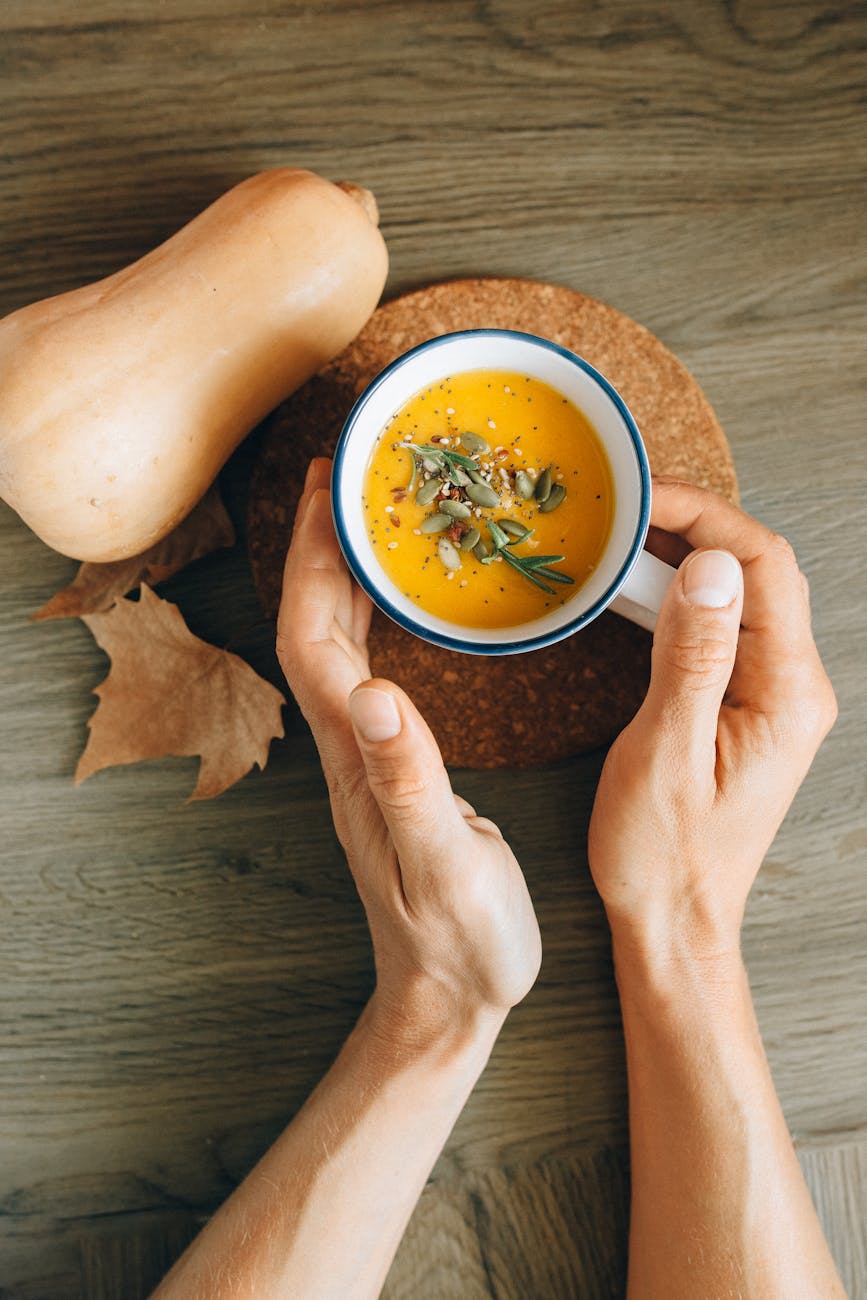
[609,549,677,632]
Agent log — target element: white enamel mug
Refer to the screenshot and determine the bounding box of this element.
[332,329,675,655]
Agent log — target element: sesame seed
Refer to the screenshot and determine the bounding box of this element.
[504,385,511,393]
[385,505,394,513]
[459,579,468,588]
[446,406,455,415]
[556,473,564,481]
[446,571,455,580]
[488,419,496,429]
[387,541,399,550]
[412,528,422,535]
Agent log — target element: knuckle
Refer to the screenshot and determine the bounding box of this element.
[767,531,798,570]
[275,628,301,676]
[466,815,502,840]
[811,676,839,733]
[457,868,493,920]
[370,769,430,814]
[659,631,734,685]
[784,666,838,739]
[327,763,369,810]
[436,857,491,922]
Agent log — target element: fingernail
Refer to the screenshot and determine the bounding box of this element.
[349,687,402,742]
[682,549,741,608]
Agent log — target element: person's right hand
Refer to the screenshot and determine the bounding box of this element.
[588,478,837,960]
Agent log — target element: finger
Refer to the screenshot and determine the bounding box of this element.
[291,457,332,539]
[650,479,811,651]
[347,679,471,886]
[299,480,356,637]
[651,478,773,560]
[278,488,347,662]
[645,523,691,569]
[638,548,744,771]
[352,582,374,646]
[287,457,374,651]
[277,488,366,781]
[280,458,340,655]
[276,462,392,892]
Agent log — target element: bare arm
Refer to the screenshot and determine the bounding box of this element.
[589,481,845,1299]
[613,940,841,1299]
[152,460,540,1300]
[152,994,502,1300]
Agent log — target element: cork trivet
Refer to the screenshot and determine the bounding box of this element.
[248,278,738,767]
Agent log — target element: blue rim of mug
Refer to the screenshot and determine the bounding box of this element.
[332,329,651,656]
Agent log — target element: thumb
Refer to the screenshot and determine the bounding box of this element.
[640,548,744,751]
[347,678,467,875]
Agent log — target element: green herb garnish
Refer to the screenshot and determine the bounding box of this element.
[482,520,575,595]
[406,442,479,486]
[411,442,479,470]
[398,433,574,597]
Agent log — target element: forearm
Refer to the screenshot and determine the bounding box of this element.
[152,987,503,1300]
[612,925,844,1300]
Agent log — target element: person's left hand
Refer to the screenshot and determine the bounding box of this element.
[276,458,541,1046]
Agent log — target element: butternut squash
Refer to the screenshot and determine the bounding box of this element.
[0,169,388,560]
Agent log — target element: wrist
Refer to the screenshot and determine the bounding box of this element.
[362,976,506,1073]
[604,874,743,969]
[609,906,746,1010]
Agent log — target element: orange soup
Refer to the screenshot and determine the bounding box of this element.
[362,369,614,628]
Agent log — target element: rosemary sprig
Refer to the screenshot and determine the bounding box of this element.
[482,520,575,595]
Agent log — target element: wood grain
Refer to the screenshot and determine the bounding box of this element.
[0,1,864,1296]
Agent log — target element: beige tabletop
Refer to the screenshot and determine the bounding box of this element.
[1,3,865,1297]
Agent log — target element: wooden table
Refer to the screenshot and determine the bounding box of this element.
[1,3,864,1296]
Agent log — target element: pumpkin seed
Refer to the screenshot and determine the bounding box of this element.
[459,430,490,456]
[454,468,472,486]
[515,470,535,500]
[472,538,490,561]
[459,526,481,551]
[422,456,443,474]
[538,483,566,512]
[438,539,462,572]
[497,517,531,540]
[465,481,499,508]
[420,512,451,533]
[467,468,486,485]
[415,478,442,506]
[440,499,472,519]
[534,467,552,502]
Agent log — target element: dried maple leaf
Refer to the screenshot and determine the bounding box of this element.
[76,584,285,800]
[32,483,236,620]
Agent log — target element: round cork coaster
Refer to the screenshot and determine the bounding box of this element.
[248,278,737,767]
